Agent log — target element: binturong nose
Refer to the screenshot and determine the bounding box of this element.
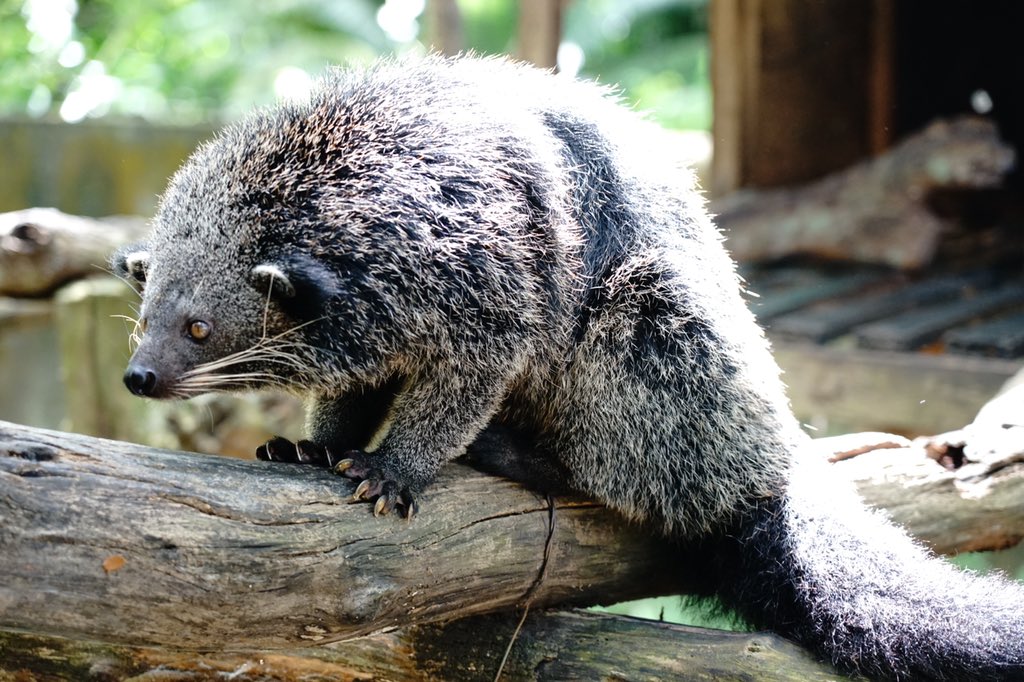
[123,365,158,397]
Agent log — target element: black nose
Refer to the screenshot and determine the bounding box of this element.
[123,366,158,396]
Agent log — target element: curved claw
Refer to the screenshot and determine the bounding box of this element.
[333,451,376,480]
[333,450,419,520]
[353,478,387,501]
[372,483,416,518]
[257,440,418,519]
[402,494,418,520]
[353,479,372,500]
[295,439,331,466]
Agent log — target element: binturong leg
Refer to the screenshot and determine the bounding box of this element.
[255,376,404,467]
[330,366,518,518]
[464,423,574,496]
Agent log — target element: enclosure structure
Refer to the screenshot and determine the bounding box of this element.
[709,0,1024,436]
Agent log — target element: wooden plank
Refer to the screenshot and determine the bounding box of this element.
[946,311,1024,358]
[0,120,211,217]
[770,274,989,343]
[855,283,1024,351]
[751,271,886,322]
[774,343,1020,436]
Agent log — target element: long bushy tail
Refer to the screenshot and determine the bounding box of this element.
[710,454,1024,681]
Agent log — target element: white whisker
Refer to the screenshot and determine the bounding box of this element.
[163,316,332,394]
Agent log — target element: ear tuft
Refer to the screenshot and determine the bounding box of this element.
[251,256,340,319]
[111,244,150,292]
[250,263,297,299]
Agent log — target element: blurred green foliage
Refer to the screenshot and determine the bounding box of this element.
[1,0,389,124]
[1,0,709,129]
[567,0,710,130]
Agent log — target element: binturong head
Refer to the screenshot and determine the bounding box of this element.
[113,60,555,403]
[108,107,362,402]
[109,69,442,402]
[111,235,339,400]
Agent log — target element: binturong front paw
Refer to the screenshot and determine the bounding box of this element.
[256,436,338,467]
[335,450,418,519]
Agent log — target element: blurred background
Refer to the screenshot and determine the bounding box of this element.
[0,0,712,216]
[1,0,1023,628]
[1,0,711,128]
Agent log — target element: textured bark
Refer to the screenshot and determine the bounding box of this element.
[0,208,146,297]
[2,417,1021,678]
[0,610,851,681]
[0,419,679,650]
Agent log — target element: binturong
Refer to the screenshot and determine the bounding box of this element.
[114,56,1024,680]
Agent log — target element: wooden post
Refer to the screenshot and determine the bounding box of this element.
[425,0,464,56]
[0,298,64,429]
[710,0,885,194]
[518,0,563,70]
[868,0,896,154]
[709,0,754,197]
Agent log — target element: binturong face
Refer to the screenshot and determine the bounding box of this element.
[109,99,383,403]
[111,238,332,400]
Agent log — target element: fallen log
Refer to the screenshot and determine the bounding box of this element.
[0,419,679,650]
[0,208,147,297]
[0,610,850,681]
[3,416,1023,678]
[713,116,1017,269]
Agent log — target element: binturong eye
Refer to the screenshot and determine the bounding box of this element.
[187,319,212,342]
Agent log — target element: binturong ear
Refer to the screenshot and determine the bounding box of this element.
[250,263,297,299]
[249,255,340,319]
[110,243,150,293]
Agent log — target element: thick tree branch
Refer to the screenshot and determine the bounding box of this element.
[0,610,850,681]
[0,420,678,650]
[0,208,146,297]
[840,435,1024,554]
[2,415,1021,679]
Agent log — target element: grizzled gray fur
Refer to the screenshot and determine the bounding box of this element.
[115,56,1024,680]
